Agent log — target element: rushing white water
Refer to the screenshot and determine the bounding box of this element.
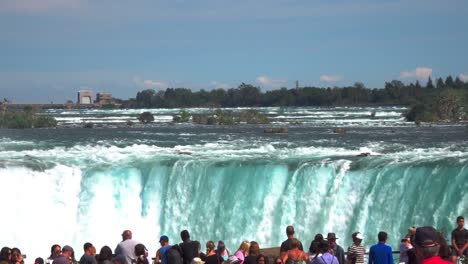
[44,106,410,127]
[1,106,467,261]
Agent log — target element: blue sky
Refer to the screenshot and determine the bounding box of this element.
[1,0,467,103]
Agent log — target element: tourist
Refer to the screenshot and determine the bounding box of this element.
[281,226,304,258]
[10,248,23,264]
[115,230,139,264]
[53,245,74,264]
[412,226,451,264]
[134,244,149,264]
[244,241,261,264]
[368,232,393,264]
[309,234,324,256]
[96,246,113,264]
[326,233,345,264]
[179,230,201,264]
[111,255,128,264]
[35,258,45,264]
[201,241,218,264]
[47,245,62,264]
[257,255,269,264]
[436,232,451,262]
[0,247,11,264]
[80,243,98,264]
[451,216,467,263]
[234,241,250,264]
[282,238,309,264]
[407,227,417,243]
[308,241,322,262]
[399,237,412,264]
[347,232,365,264]
[311,240,338,264]
[216,241,229,262]
[274,257,283,264]
[156,235,172,264]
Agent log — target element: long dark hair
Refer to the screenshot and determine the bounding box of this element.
[97,246,113,262]
[49,245,61,259]
[0,247,11,262]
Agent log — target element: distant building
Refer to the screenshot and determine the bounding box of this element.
[77,90,93,104]
[96,92,113,105]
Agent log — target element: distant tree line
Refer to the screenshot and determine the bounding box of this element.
[130,76,468,108]
[127,76,468,122]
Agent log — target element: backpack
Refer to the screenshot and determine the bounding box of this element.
[166,245,183,264]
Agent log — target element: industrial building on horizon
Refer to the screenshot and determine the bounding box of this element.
[77,90,114,105]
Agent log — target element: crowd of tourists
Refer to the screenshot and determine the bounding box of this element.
[0,216,466,264]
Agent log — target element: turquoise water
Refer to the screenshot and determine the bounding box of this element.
[0,107,467,260]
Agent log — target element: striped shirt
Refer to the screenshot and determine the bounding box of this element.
[347,244,365,264]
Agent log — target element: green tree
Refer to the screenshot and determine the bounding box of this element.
[426,77,434,89]
[436,77,445,89]
[445,76,454,88]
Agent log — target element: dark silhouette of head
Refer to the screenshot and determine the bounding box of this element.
[378,232,388,242]
[180,230,190,241]
[83,243,94,254]
[98,246,113,261]
[0,247,11,262]
[249,241,260,256]
[286,226,295,237]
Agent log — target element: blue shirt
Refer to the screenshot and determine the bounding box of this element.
[160,246,172,264]
[368,242,393,264]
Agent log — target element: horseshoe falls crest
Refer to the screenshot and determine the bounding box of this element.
[0,107,467,259]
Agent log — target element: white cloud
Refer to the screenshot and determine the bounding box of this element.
[255,75,286,87]
[320,75,343,83]
[133,77,167,89]
[210,81,231,89]
[400,67,432,80]
[459,73,468,82]
[0,0,81,12]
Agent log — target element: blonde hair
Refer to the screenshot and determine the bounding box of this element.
[237,241,250,254]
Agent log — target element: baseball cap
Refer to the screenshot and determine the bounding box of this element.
[414,226,439,247]
[159,235,169,242]
[355,233,364,240]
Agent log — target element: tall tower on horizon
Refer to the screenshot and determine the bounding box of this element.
[295,80,299,89]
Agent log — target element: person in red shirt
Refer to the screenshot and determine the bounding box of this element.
[413,226,452,264]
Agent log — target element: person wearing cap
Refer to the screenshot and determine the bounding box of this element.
[280,226,304,258]
[115,230,139,264]
[451,216,467,263]
[311,241,338,264]
[346,232,365,264]
[326,233,345,264]
[53,245,74,264]
[156,235,172,264]
[413,226,451,264]
[80,242,98,264]
[368,232,393,264]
